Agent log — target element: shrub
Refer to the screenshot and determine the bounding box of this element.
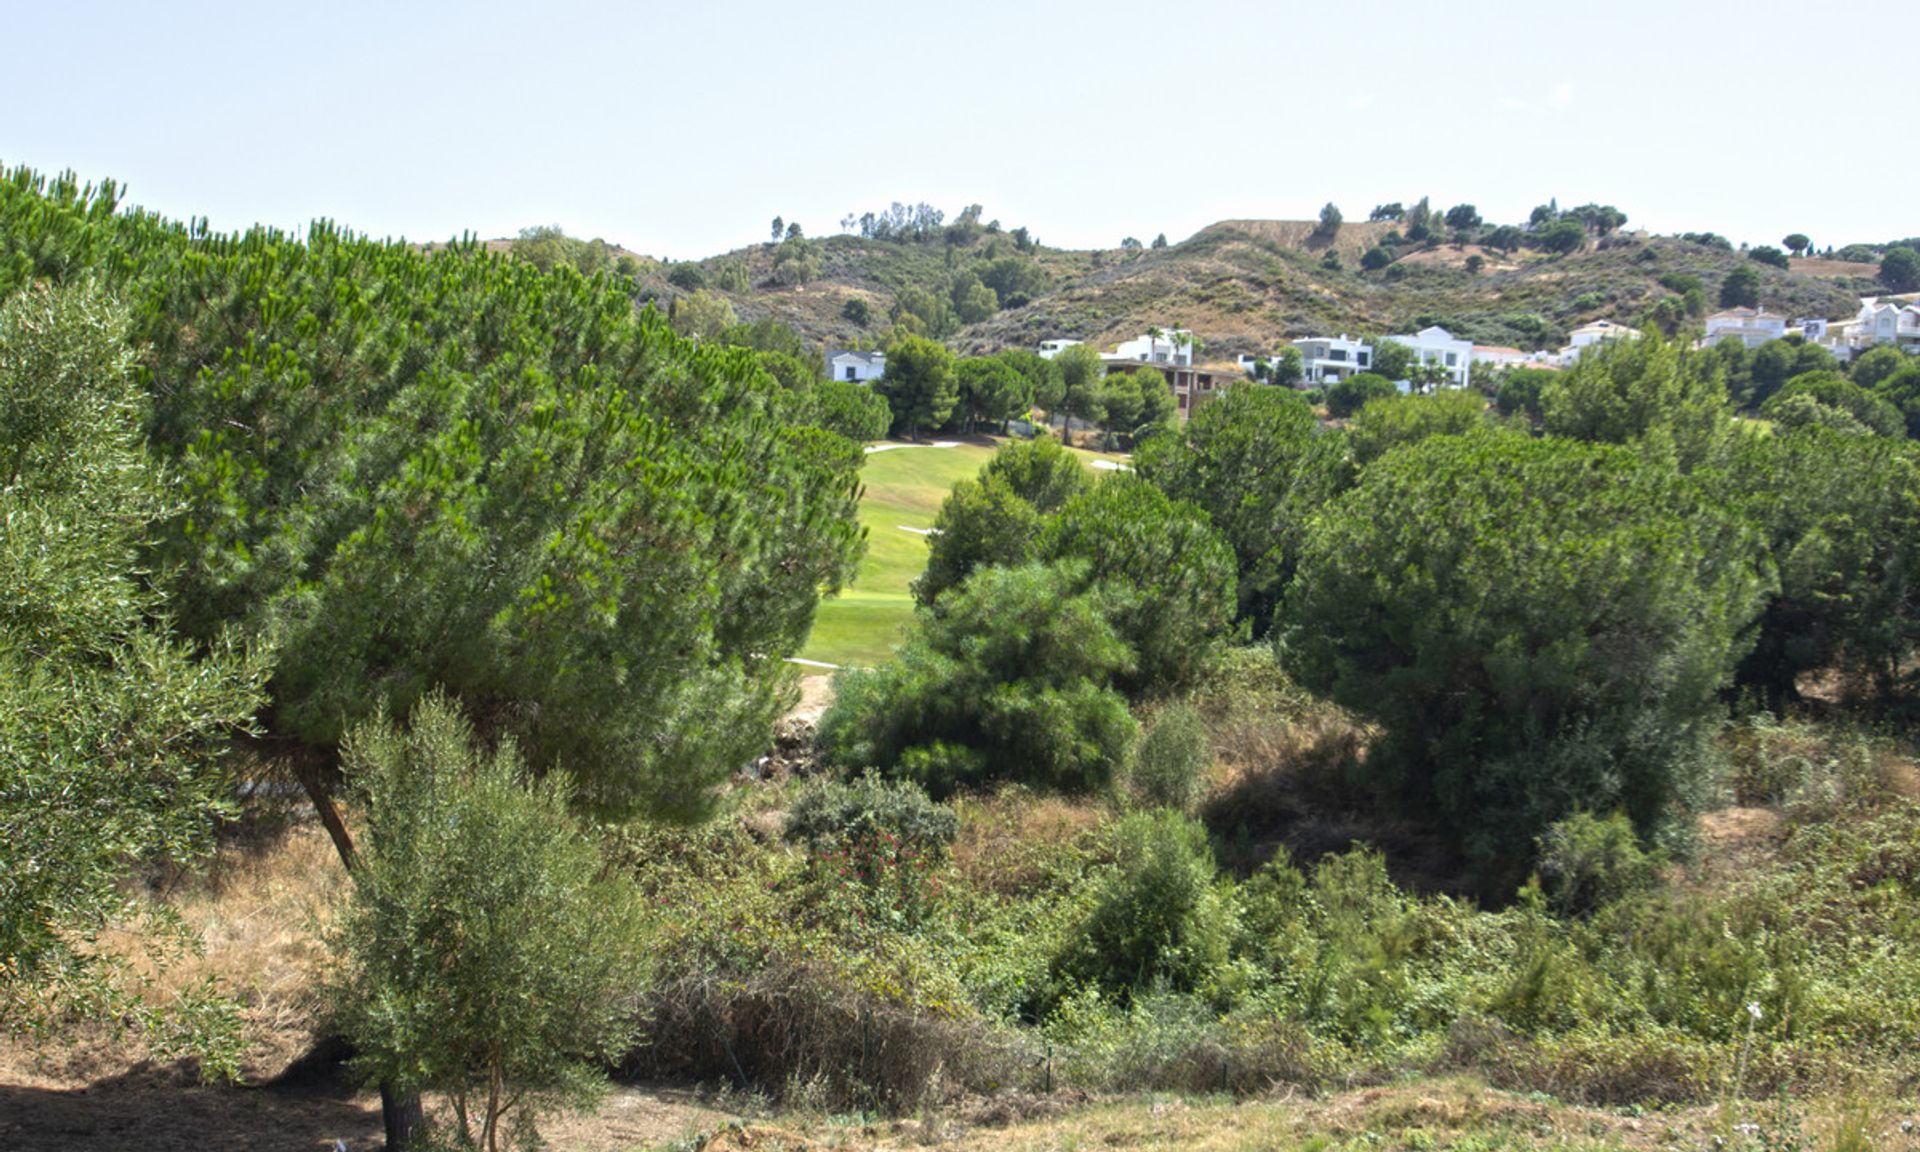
[1057,810,1233,997]
[788,770,958,853]
[1494,367,1555,421]
[1536,811,1660,917]
[1129,704,1210,811]
[1040,475,1238,696]
[1325,372,1398,417]
[1346,387,1487,466]
[326,694,646,1152]
[819,563,1137,795]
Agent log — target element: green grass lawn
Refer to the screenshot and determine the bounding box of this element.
[798,439,1124,667]
[798,443,997,667]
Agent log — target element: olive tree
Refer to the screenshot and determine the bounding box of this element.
[327,695,647,1152]
[0,286,263,1028]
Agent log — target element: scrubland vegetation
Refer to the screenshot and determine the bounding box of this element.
[4,166,1920,1150]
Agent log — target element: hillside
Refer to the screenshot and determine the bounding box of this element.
[614,217,1871,361]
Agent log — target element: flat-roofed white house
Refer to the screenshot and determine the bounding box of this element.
[1037,338,1082,360]
[1290,335,1374,385]
[825,348,886,382]
[1556,319,1640,365]
[1704,307,1787,349]
[1385,326,1474,389]
[1105,328,1195,367]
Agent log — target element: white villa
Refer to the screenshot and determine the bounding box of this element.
[1290,335,1375,385]
[1704,307,1787,349]
[1556,319,1640,365]
[1105,328,1195,367]
[1385,326,1474,389]
[1831,298,1920,357]
[825,348,886,382]
[1036,338,1082,360]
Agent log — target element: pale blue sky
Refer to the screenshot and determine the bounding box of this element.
[4,0,1909,259]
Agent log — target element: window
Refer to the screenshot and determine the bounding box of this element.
[1445,353,1457,367]
[1358,351,1370,367]
[1330,349,1347,362]
[845,366,858,380]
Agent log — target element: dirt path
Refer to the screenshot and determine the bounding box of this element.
[0,1065,737,1152]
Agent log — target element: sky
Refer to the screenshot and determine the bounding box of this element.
[3,0,1910,261]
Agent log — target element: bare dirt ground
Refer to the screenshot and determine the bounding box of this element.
[789,674,836,724]
[0,1055,736,1152]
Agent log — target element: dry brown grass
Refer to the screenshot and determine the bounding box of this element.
[1193,219,1398,261]
[950,789,1113,897]
[37,823,350,1085]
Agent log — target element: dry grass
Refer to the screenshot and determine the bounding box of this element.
[950,789,1113,897]
[4,822,350,1088]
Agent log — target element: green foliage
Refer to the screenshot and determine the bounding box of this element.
[511,225,613,276]
[1721,264,1762,308]
[1759,372,1905,438]
[1325,372,1398,417]
[326,694,646,1152]
[1280,431,1768,872]
[1360,247,1391,271]
[1782,234,1811,256]
[0,285,265,997]
[1743,339,1802,408]
[786,770,958,857]
[1346,387,1488,466]
[1536,218,1587,256]
[1849,345,1909,390]
[977,256,1050,308]
[772,232,820,285]
[666,263,705,291]
[1748,246,1791,270]
[891,285,954,339]
[1128,703,1210,811]
[819,563,1137,795]
[878,332,957,439]
[1271,346,1304,387]
[1879,245,1920,293]
[1539,329,1732,471]
[1052,342,1106,442]
[1494,367,1555,421]
[1042,475,1239,697]
[790,376,892,443]
[1368,338,1416,382]
[950,354,1029,433]
[1059,811,1232,997]
[786,772,957,930]
[913,434,1089,608]
[996,347,1064,414]
[1721,428,1920,705]
[1536,811,1660,918]
[1135,384,1349,632]
[0,166,867,827]
[949,271,999,324]
[841,295,871,326]
[669,287,737,340]
[1315,203,1343,239]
